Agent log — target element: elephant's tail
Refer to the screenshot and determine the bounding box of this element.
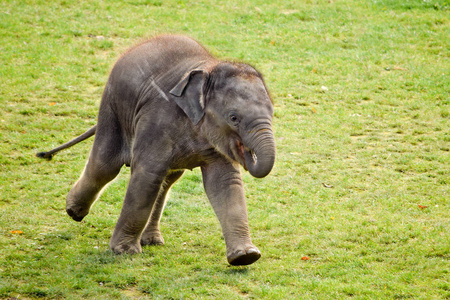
[36,125,97,160]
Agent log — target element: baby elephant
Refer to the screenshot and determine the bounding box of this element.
[38,35,275,266]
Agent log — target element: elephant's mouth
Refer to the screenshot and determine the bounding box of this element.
[234,140,256,171]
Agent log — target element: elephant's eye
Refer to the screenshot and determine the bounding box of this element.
[229,114,239,124]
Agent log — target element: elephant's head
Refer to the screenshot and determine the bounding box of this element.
[170,62,275,178]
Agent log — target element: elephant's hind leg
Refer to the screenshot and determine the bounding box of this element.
[66,158,122,221]
[141,170,184,246]
[66,114,125,221]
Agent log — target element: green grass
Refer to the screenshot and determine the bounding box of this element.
[1,0,449,298]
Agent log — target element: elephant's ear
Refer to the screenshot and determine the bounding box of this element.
[169,69,208,125]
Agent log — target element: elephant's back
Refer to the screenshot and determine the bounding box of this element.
[136,35,213,60]
[100,35,214,136]
[105,35,215,100]
[115,35,214,76]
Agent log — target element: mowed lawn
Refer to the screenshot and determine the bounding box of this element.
[0,0,448,299]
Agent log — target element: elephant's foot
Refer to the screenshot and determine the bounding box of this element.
[66,197,90,221]
[227,246,261,266]
[66,187,96,222]
[141,231,165,246]
[66,207,89,222]
[110,240,142,254]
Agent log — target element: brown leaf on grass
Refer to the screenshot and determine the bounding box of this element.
[282,10,298,15]
[418,204,428,209]
[11,230,23,234]
[393,66,407,71]
[384,66,407,71]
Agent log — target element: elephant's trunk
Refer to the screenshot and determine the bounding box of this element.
[244,127,276,178]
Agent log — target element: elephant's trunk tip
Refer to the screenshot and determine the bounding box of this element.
[245,149,275,179]
[244,130,276,179]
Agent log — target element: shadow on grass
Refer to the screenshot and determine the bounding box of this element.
[223,266,250,275]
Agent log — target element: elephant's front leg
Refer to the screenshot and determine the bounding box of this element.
[110,166,167,254]
[201,160,261,266]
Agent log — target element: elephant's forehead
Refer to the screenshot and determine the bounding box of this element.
[221,76,269,103]
[216,77,273,118]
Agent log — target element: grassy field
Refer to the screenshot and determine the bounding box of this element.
[0,0,449,298]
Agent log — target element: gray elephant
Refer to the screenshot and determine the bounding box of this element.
[37,35,275,265]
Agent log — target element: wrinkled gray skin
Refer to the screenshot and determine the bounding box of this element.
[40,35,275,266]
